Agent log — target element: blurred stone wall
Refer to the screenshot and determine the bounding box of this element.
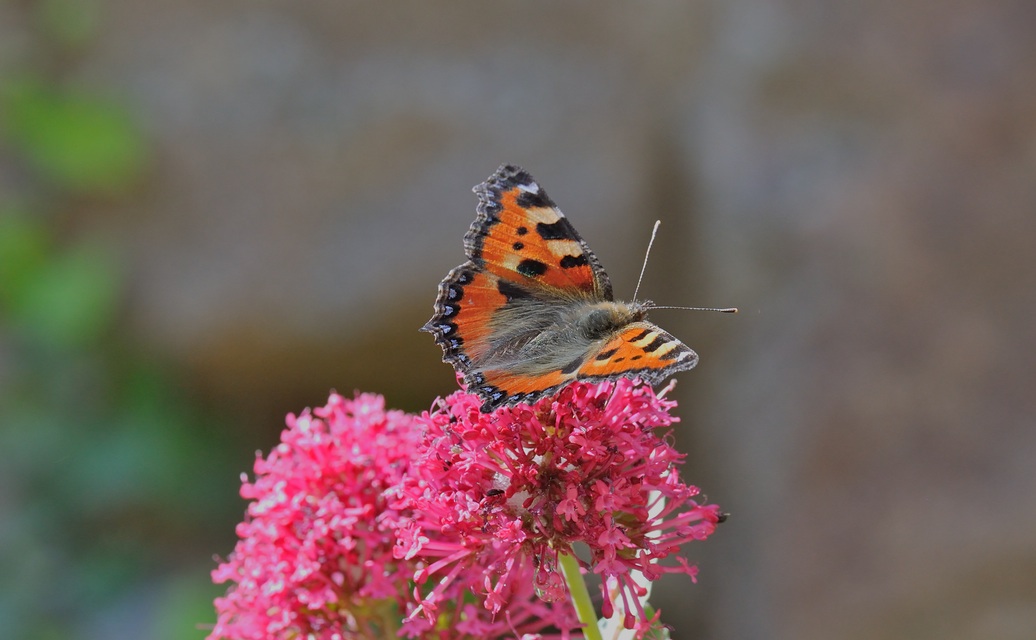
[692,3,1036,639]
[6,0,1034,638]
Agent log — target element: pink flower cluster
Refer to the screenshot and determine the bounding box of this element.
[397,379,722,631]
[210,380,721,639]
[209,393,422,639]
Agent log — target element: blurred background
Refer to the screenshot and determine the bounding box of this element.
[2,1,1034,639]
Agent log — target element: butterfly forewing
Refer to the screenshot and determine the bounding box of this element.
[576,323,698,384]
[469,166,612,300]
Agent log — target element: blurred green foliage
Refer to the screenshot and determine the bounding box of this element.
[0,3,242,639]
[0,211,236,640]
[1,79,146,195]
[0,212,119,347]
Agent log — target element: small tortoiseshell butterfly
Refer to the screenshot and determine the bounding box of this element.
[424,164,703,413]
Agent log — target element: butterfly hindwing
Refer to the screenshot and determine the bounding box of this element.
[473,368,571,411]
[468,165,613,300]
[424,261,578,411]
[423,265,499,372]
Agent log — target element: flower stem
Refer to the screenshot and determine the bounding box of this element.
[560,551,602,640]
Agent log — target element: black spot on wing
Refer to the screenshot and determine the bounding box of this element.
[641,335,668,353]
[628,328,652,343]
[595,347,619,361]
[559,254,589,269]
[659,344,691,360]
[513,242,524,251]
[516,226,528,235]
[516,190,554,210]
[536,219,579,241]
[517,259,548,278]
[497,280,531,302]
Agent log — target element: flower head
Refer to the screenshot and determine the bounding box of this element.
[209,391,581,640]
[396,378,722,633]
[209,392,421,639]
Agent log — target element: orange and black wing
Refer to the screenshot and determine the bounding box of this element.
[450,321,699,413]
[465,164,612,300]
[575,322,698,385]
[424,165,612,402]
[422,264,507,378]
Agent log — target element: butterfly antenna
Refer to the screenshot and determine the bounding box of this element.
[632,220,661,302]
[649,305,739,313]
[633,220,738,314]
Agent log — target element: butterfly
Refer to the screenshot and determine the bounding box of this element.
[423,164,700,413]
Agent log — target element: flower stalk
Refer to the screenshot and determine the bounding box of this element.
[559,551,602,640]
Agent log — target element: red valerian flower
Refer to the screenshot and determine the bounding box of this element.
[395,378,722,635]
[209,392,579,640]
[209,393,421,639]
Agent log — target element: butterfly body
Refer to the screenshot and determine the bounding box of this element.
[424,165,698,412]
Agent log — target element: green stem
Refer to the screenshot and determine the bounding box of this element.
[559,551,602,640]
